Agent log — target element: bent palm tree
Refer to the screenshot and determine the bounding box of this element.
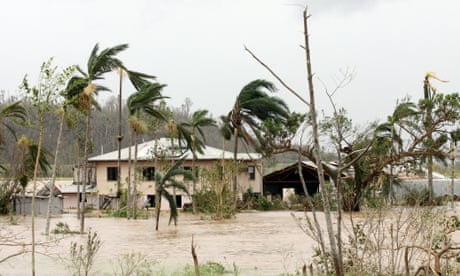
[117,68,157,201]
[375,100,418,203]
[64,43,128,233]
[223,79,289,194]
[127,82,167,219]
[0,101,27,145]
[154,157,192,230]
[179,110,216,213]
[0,101,27,173]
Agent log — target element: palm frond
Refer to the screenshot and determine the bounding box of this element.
[88,43,128,79]
[26,143,53,176]
[125,70,157,91]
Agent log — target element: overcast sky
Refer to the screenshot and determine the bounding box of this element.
[1,0,459,124]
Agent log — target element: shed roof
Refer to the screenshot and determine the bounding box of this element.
[89,138,261,162]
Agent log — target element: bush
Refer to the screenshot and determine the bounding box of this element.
[181,261,227,275]
[256,195,285,211]
[111,252,157,276]
[193,189,235,219]
[403,187,446,206]
[53,221,79,234]
[288,193,327,211]
[66,228,102,276]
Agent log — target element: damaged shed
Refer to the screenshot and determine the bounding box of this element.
[263,161,330,198]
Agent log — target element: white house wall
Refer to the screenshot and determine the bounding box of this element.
[91,159,262,209]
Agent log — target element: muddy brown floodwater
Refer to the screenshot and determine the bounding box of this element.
[0,211,315,275]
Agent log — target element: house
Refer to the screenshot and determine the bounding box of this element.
[86,138,263,210]
[56,166,97,209]
[392,170,460,201]
[263,161,330,201]
[14,195,62,215]
[14,180,63,215]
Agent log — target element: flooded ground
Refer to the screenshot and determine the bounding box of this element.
[0,211,315,275]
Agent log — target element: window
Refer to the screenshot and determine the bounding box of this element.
[142,167,155,181]
[107,167,118,181]
[184,166,198,180]
[248,166,255,180]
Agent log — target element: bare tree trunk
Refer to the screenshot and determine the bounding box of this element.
[81,107,91,234]
[191,236,200,276]
[297,153,329,273]
[424,77,434,203]
[117,68,123,203]
[133,131,138,219]
[155,192,161,231]
[192,154,197,214]
[451,141,455,208]
[32,119,45,276]
[127,131,132,219]
[77,149,81,220]
[45,109,65,236]
[154,131,161,230]
[303,8,343,275]
[232,127,239,210]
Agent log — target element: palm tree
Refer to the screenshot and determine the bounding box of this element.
[223,79,289,195]
[154,157,192,230]
[64,43,128,233]
[375,100,418,203]
[0,101,27,173]
[0,101,27,146]
[127,82,167,219]
[180,110,216,213]
[116,68,157,202]
[422,72,448,203]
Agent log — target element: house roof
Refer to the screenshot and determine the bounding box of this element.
[88,137,262,162]
[264,161,320,178]
[58,184,97,194]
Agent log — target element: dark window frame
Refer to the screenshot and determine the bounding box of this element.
[142,167,155,181]
[107,167,118,181]
[248,165,256,180]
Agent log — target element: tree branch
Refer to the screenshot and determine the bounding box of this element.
[244,45,309,106]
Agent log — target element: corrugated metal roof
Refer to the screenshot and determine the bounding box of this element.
[58,184,97,194]
[89,138,261,162]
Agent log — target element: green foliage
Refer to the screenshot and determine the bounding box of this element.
[66,228,102,276]
[109,208,150,219]
[256,195,285,211]
[197,161,235,219]
[257,196,273,211]
[402,187,445,206]
[106,189,150,219]
[52,221,79,234]
[0,101,27,145]
[181,261,226,275]
[287,193,328,211]
[193,189,235,219]
[154,157,191,229]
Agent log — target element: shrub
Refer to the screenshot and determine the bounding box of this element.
[193,189,235,219]
[111,252,157,276]
[181,261,227,275]
[66,228,102,276]
[53,221,79,234]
